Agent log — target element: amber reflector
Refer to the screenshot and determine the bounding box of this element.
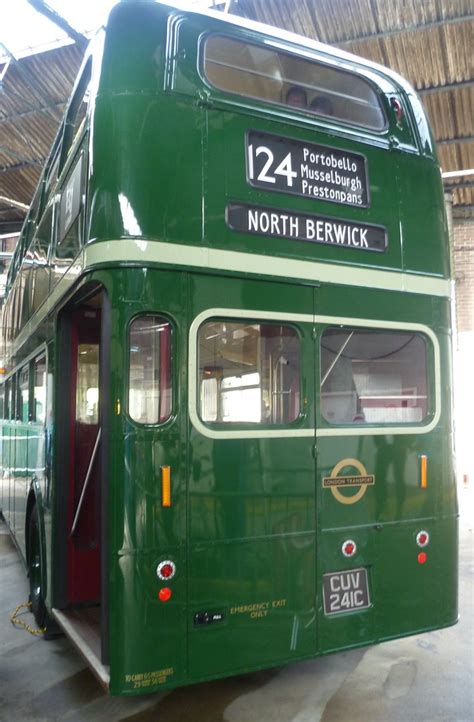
[420,455,428,489]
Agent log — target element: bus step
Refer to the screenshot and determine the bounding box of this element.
[52,607,109,689]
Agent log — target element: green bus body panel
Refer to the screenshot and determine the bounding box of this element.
[105,269,189,689]
[186,274,317,681]
[86,267,456,695]
[0,0,457,698]
[318,516,458,653]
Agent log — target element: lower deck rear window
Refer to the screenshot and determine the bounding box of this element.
[198,320,300,424]
[320,328,429,425]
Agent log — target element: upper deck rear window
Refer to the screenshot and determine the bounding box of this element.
[204,36,386,131]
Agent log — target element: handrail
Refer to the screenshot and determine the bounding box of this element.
[70,427,101,538]
[321,331,354,388]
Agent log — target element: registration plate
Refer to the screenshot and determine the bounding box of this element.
[323,568,371,615]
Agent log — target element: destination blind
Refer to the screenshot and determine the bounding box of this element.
[246,131,369,208]
[226,203,387,253]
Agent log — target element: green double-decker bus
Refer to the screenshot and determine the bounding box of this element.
[0,0,457,695]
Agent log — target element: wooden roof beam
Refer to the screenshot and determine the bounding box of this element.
[444,180,474,191]
[0,100,66,124]
[0,145,38,164]
[0,158,45,173]
[453,205,474,212]
[0,196,29,212]
[336,14,473,46]
[437,135,474,146]
[418,80,474,95]
[26,0,88,51]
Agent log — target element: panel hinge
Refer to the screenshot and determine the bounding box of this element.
[197,89,212,108]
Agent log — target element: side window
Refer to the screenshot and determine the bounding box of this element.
[128,316,172,424]
[16,187,42,326]
[10,375,17,420]
[3,379,9,420]
[30,204,52,314]
[18,366,30,422]
[45,144,61,201]
[53,59,91,274]
[62,58,92,163]
[22,187,42,261]
[34,356,47,424]
[198,320,300,425]
[320,327,429,425]
[76,343,99,425]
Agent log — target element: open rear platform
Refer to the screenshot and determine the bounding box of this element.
[52,607,109,689]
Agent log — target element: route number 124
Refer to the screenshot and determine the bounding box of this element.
[247,144,297,188]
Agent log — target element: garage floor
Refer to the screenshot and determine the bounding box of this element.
[1,487,472,722]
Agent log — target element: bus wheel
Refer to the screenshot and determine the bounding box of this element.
[28,505,47,629]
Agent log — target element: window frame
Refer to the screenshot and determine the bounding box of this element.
[4,378,11,420]
[196,315,304,430]
[10,374,17,421]
[1,345,49,423]
[60,57,92,172]
[126,313,174,427]
[33,354,47,424]
[190,312,440,439]
[200,33,389,134]
[18,364,31,423]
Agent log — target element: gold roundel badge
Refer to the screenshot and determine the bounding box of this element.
[323,458,375,505]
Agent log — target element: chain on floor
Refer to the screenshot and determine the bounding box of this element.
[10,601,46,636]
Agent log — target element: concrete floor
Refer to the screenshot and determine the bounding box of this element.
[1,487,472,722]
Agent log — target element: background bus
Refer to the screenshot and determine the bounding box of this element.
[0,0,457,695]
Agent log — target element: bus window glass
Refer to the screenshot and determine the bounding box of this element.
[34,356,47,423]
[19,366,29,422]
[204,36,386,131]
[31,205,52,313]
[63,59,91,162]
[11,376,17,420]
[45,145,61,199]
[128,316,172,424]
[198,320,300,424]
[4,379,10,420]
[3,379,10,419]
[76,344,99,425]
[320,328,428,424]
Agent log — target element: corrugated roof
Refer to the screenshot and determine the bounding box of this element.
[0,42,83,228]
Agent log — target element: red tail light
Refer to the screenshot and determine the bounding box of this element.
[158,587,172,602]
